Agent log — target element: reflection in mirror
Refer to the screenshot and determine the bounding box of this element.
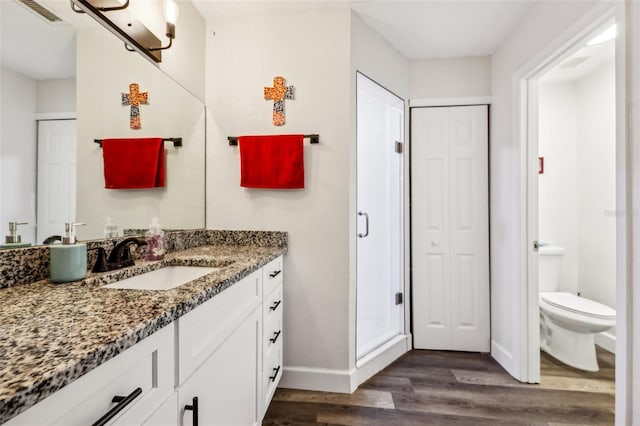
[0,0,205,245]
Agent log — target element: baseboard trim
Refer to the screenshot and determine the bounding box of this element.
[279,335,410,394]
[279,366,356,394]
[595,331,616,354]
[355,335,409,387]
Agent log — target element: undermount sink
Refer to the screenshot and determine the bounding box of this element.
[103,266,219,291]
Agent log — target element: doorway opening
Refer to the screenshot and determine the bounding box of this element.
[521,9,622,395]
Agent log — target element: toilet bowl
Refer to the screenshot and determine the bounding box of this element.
[538,246,616,372]
[539,292,615,371]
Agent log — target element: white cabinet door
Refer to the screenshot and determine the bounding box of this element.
[142,393,178,426]
[177,270,261,385]
[178,307,262,426]
[412,105,490,352]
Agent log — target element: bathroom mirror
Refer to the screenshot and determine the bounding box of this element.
[0,0,205,244]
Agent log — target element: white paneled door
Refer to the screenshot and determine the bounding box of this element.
[356,73,405,361]
[37,119,77,245]
[411,105,489,352]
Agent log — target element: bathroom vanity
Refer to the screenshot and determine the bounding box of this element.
[0,231,286,425]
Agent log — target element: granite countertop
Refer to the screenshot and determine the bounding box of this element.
[0,243,286,423]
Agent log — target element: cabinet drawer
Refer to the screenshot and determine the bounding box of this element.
[7,324,174,426]
[262,256,283,296]
[261,339,283,415]
[178,269,262,385]
[263,284,283,356]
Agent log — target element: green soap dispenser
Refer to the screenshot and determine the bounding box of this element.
[50,222,87,283]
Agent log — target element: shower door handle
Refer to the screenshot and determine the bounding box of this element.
[358,211,369,238]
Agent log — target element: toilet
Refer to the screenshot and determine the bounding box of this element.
[538,246,616,372]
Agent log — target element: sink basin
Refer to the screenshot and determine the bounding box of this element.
[103,266,219,291]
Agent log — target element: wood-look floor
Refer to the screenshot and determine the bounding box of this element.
[263,348,614,425]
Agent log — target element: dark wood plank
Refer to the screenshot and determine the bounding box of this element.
[262,348,615,426]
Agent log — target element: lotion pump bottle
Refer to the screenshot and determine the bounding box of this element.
[144,217,165,261]
[50,222,87,283]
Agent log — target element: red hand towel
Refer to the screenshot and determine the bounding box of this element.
[239,134,304,189]
[102,138,165,189]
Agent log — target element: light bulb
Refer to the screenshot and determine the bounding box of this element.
[164,0,179,26]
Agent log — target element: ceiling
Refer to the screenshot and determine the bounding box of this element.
[541,38,615,83]
[0,0,102,81]
[351,0,535,59]
[2,0,556,81]
[1,0,76,80]
[194,0,537,60]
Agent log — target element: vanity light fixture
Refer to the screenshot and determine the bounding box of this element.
[128,0,179,53]
[70,0,178,63]
[71,0,129,14]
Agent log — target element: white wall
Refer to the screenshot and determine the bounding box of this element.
[205,7,353,388]
[76,28,205,239]
[37,79,76,114]
[158,0,206,100]
[490,0,597,379]
[576,62,616,310]
[539,61,616,313]
[539,81,579,294]
[410,56,491,99]
[203,6,409,391]
[0,66,37,244]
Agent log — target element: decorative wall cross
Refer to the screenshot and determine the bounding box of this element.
[121,83,148,130]
[264,76,294,126]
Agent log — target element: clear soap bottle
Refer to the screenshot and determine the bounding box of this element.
[104,217,118,238]
[144,217,165,261]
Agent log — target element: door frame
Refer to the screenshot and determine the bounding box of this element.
[515,1,629,418]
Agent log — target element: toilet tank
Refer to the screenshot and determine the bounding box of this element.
[538,246,564,292]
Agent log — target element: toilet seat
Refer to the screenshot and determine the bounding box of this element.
[540,292,615,320]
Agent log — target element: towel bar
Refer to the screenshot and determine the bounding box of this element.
[94,138,182,147]
[227,134,319,146]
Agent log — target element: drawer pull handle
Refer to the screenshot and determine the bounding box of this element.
[269,366,281,382]
[269,270,282,278]
[185,396,199,426]
[270,300,282,311]
[270,330,282,343]
[92,387,142,426]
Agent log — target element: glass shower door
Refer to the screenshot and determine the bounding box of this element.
[356,72,404,361]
